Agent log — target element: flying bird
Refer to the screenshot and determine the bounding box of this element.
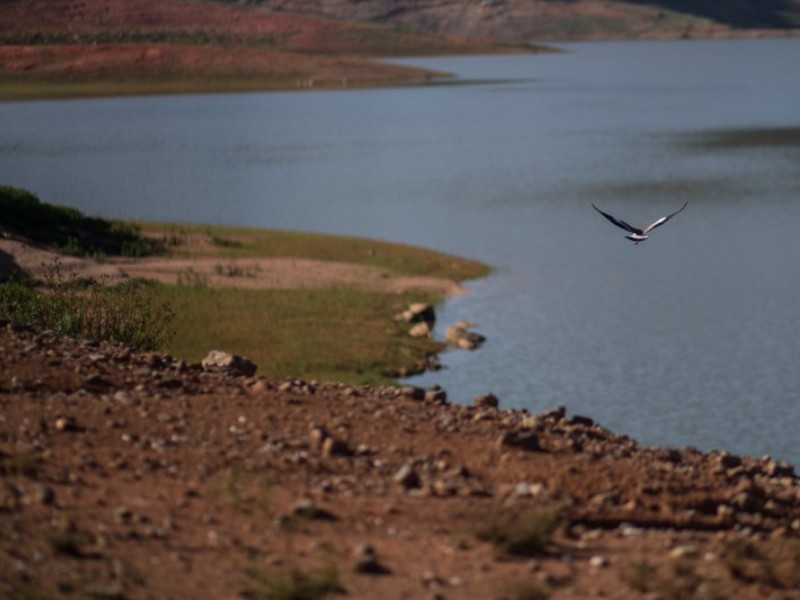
[592,202,687,244]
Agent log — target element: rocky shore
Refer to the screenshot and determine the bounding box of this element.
[2,323,799,598]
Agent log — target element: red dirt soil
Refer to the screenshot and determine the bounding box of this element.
[2,324,799,599]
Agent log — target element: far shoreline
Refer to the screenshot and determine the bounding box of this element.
[4,31,799,102]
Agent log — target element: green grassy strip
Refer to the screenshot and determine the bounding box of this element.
[0,75,327,101]
[162,283,443,384]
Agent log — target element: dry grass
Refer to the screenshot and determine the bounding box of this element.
[475,506,562,557]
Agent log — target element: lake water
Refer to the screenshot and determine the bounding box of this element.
[2,38,800,465]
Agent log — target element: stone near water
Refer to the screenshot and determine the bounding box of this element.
[473,393,499,409]
[408,321,432,338]
[444,321,485,350]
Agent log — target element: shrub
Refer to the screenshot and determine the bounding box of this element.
[475,506,561,557]
[0,259,174,351]
[0,184,163,257]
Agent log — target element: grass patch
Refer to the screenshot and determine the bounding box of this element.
[621,558,722,600]
[503,580,551,600]
[475,506,561,557]
[163,284,441,384]
[0,185,162,258]
[721,537,800,589]
[244,564,342,600]
[210,464,273,514]
[0,260,174,351]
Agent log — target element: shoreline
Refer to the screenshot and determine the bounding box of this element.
[1,217,489,384]
[4,32,799,102]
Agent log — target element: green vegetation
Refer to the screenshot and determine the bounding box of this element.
[163,284,442,384]
[0,76,334,102]
[0,185,163,258]
[2,186,488,383]
[475,506,562,557]
[0,260,175,351]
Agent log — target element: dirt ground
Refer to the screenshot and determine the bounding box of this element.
[0,236,467,297]
[2,319,800,599]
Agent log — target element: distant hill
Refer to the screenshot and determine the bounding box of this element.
[0,0,534,99]
[2,0,797,99]
[242,0,800,40]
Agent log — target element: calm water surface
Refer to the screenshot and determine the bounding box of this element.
[2,38,800,465]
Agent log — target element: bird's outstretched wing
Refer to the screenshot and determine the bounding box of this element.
[592,204,643,235]
[641,202,688,234]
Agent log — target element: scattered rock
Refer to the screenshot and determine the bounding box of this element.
[715,451,742,470]
[393,463,421,489]
[353,542,391,574]
[408,321,432,338]
[290,498,337,521]
[309,425,329,451]
[113,506,133,524]
[765,459,795,478]
[539,406,566,422]
[589,555,609,568]
[30,483,55,506]
[496,431,540,452]
[201,350,257,377]
[54,415,80,432]
[566,414,593,427]
[322,436,352,458]
[396,302,436,326]
[424,386,447,404]
[398,385,425,401]
[473,393,499,409]
[444,321,485,350]
[669,545,700,559]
